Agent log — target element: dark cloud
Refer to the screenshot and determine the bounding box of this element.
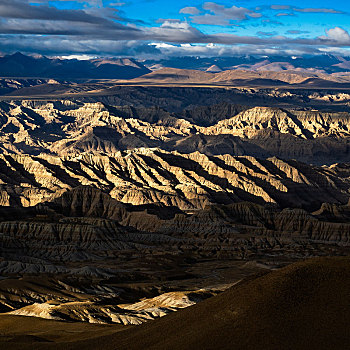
[0,0,141,38]
[293,7,344,14]
[275,13,294,17]
[1,23,350,57]
[1,27,349,59]
[0,18,141,37]
[270,5,345,15]
[270,5,290,10]
[261,19,284,26]
[0,0,112,24]
[190,14,231,26]
[257,31,278,37]
[286,30,309,35]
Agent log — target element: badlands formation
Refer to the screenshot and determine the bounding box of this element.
[1,257,350,350]
[0,100,350,163]
[0,89,350,348]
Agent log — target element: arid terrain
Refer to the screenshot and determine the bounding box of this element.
[1,58,350,349]
[1,257,350,350]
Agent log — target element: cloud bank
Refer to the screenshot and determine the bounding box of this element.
[0,0,348,58]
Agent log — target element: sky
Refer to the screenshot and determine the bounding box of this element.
[0,0,350,58]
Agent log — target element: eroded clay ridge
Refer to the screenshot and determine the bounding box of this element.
[0,101,350,163]
[2,184,350,280]
[0,148,348,210]
[2,185,350,322]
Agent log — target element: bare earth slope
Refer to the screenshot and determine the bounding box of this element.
[92,256,350,350]
[1,257,349,350]
[121,67,350,87]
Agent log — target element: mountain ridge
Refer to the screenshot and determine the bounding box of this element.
[0,53,150,80]
[0,101,350,164]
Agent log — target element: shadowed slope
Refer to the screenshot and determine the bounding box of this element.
[1,257,349,350]
[78,256,350,350]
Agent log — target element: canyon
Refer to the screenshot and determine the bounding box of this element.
[0,67,349,349]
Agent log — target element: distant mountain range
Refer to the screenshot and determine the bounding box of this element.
[145,54,350,74]
[0,52,150,80]
[118,67,350,90]
[2,53,350,81]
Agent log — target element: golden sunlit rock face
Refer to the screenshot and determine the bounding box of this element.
[1,100,350,162]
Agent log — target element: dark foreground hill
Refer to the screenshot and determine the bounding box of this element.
[1,256,350,350]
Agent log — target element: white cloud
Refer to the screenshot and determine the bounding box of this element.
[203,2,262,21]
[182,2,262,25]
[59,54,98,60]
[179,7,200,15]
[324,27,350,43]
[191,14,230,25]
[149,42,178,49]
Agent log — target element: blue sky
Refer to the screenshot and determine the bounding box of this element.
[0,0,350,57]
